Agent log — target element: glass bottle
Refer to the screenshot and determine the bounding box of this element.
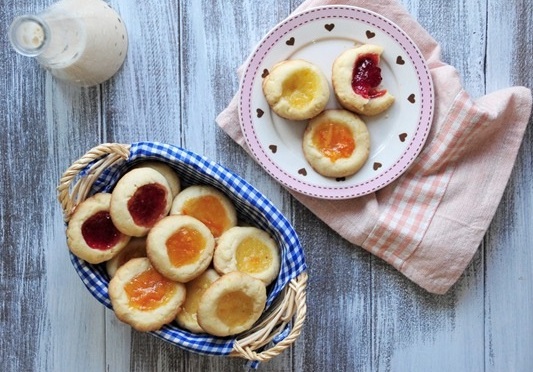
[9,0,128,87]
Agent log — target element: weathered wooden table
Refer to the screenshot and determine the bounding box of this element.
[2,0,532,371]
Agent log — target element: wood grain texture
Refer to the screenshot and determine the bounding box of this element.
[484,1,533,371]
[1,0,531,371]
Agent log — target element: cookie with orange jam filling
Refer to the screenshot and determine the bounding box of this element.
[109,257,186,332]
[213,226,280,286]
[170,185,237,239]
[197,271,267,337]
[110,167,173,237]
[176,268,220,333]
[262,59,330,120]
[67,193,131,264]
[146,215,215,283]
[332,44,395,116]
[302,109,370,178]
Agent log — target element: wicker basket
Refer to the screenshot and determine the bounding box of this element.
[57,142,308,362]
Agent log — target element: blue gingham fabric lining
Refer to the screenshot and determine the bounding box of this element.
[70,141,307,356]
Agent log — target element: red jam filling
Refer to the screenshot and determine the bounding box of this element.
[351,53,387,99]
[82,211,122,250]
[127,183,167,227]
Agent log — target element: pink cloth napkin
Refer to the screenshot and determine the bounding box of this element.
[216,0,532,294]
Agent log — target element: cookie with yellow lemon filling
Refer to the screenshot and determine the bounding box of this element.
[133,161,181,198]
[67,193,131,264]
[110,167,173,237]
[262,59,330,120]
[176,268,220,333]
[197,271,267,337]
[332,44,395,116]
[213,226,280,286]
[146,215,215,282]
[108,257,186,332]
[170,185,237,239]
[106,237,147,278]
[302,109,370,178]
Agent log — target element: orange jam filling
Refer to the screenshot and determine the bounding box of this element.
[282,68,319,109]
[124,267,176,311]
[166,226,204,267]
[312,121,355,161]
[182,195,230,238]
[216,291,254,327]
[236,237,273,274]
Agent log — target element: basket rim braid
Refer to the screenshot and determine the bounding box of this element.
[57,141,308,362]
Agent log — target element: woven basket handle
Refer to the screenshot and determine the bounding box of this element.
[57,143,130,223]
[232,271,308,362]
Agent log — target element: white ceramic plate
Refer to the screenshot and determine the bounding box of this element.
[239,5,434,199]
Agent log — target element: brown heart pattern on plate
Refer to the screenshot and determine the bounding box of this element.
[396,56,405,65]
[408,94,416,103]
[366,30,375,38]
[399,133,408,142]
[298,168,307,176]
[286,37,295,46]
[324,23,335,31]
[256,108,264,118]
[373,162,382,171]
[269,145,277,153]
[261,69,269,78]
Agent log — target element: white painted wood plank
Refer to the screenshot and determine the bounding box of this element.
[40,81,108,372]
[103,1,182,145]
[1,31,108,371]
[484,1,533,371]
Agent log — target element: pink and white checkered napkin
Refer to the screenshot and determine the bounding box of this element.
[216,0,532,294]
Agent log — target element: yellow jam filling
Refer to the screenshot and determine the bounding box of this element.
[312,121,355,161]
[236,237,273,274]
[166,226,204,268]
[216,291,254,327]
[183,196,230,238]
[124,267,176,311]
[282,68,319,109]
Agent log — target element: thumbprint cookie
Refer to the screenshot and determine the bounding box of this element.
[302,109,370,178]
[176,268,220,333]
[197,271,267,337]
[66,193,131,264]
[146,215,215,283]
[108,257,186,332]
[110,167,173,237]
[133,161,181,198]
[106,237,147,278]
[213,226,280,286]
[262,59,330,120]
[170,185,237,239]
[332,44,395,116]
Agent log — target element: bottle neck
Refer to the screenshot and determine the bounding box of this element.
[9,15,50,57]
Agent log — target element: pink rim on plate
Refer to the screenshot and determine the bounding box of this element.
[238,5,434,199]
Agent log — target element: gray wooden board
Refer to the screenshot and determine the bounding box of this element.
[1,0,531,371]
